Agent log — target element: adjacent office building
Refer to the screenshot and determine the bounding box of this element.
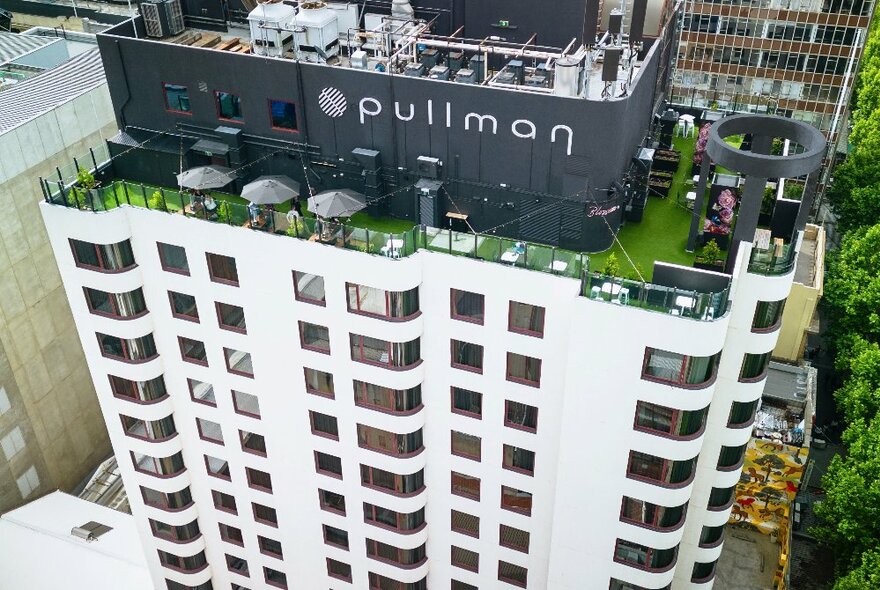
[38,0,822,588]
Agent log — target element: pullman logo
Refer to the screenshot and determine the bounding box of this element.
[318,87,347,118]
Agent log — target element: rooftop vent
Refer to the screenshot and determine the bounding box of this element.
[71,521,112,542]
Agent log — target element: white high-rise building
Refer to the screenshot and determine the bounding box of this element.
[40,195,799,590]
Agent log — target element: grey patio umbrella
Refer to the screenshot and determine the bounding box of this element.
[308,189,367,218]
[241,175,301,205]
[176,165,237,190]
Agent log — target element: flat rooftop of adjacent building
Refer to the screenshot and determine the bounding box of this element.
[0,491,152,590]
[714,527,779,590]
[763,361,812,406]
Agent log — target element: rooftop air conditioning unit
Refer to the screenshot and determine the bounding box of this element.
[140,0,184,39]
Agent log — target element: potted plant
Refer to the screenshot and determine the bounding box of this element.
[759,185,775,226]
[72,168,101,210]
[695,238,724,272]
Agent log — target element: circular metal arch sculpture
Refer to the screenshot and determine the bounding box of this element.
[706,114,825,179]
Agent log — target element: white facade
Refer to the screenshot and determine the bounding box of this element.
[40,201,798,590]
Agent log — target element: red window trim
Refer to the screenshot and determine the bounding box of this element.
[618,497,687,532]
[292,271,325,306]
[141,487,192,512]
[450,340,484,374]
[160,556,209,575]
[363,505,425,535]
[157,242,190,275]
[640,348,718,390]
[502,446,535,477]
[357,425,423,459]
[508,301,545,338]
[450,510,479,538]
[299,321,331,354]
[219,523,245,547]
[215,301,247,334]
[214,89,245,124]
[98,334,157,364]
[246,467,273,494]
[450,546,479,572]
[188,379,216,407]
[314,451,343,479]
[751,320,782,334]
[196,417,224,445]
[497,562,528,588]
[224,347,254,378]
[716,455,746,473]
[326,558,353,582]
[84,287,147,320]
[626,451,696,490]
[232,390,261,418]
[162,81,193,116]
[309,411,340,441]
[69,239,136,274]
[131,452,184,479]
[727,408,757,429]
[268,98,301,134]
[264,567,288,589]
[318,489,346,516]
[505,352,542,388]
[347,282,420,322]
[120,415,176,443]
[738,368,770,384]
[304,367,335,399]
[206,252,240,286]
[350,334,422,371]
[612,542,678,574]
[450,288,485,325]
[450,386,483,420]
[451,472,480,501]
[354,381,423,416]
[504,400,537,433]
[632,401,706,441]
[226,556,250,577]
[691,562,718,584]
[366,540,427,570]
[168,291,200,323]
[500,486,533,516]
[322,524,350,550]
[150,521,200,544]
[450,431,481,462]
[698,532,725,549]
[240,431,268,457]
[111,376,168,405]
[204,455,232,481]
[499,524,530,553]
[252,502,279,527]
[258,536,283,559]
[212,490,237,515]
[361,465,425,498]
[178,336,208,366]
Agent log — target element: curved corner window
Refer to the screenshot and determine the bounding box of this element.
[85,287,147,318]
[368,573,426,590]
[366,539,427,568]
[698,525,725,548]
[717,444,747,470]
[707,486,735,510]
[728,399,759,428]
[692,560,718,583]
[740,351,772,382]
[354,381,422,414]
[70,238,135,272]
[609,580,670,590]
[364,503,425,533]
[121,414,177,441]
[357,425,423,457]
[613,538,677,572]
[752,299,785,332]
[642,348,720,388]
[132,450,185,478]
[351,334,420,369]
[360,464,424,496]
[141,485,193,511]
[98,333,157,362]
[110,375,167,404]
[627,451,696,488]
[150,517,201,542]
[620,497,686,531]
[348,283,420,320]
[157,549,207,573]
[634,401,708,439]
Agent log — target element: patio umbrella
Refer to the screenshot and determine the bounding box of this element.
[308,189,367,218]
[176,165,237,190]
[241,175,301,205]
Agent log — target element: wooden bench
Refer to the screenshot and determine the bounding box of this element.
[215,37,241,51]
[192,34,221,48]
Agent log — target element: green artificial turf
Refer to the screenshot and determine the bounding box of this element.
[588,136,698,281]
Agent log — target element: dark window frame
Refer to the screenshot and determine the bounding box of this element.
[450,288,485,325]
[268,98,299,133]
[206,252,239,286]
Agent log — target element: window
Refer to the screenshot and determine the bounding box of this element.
[188,379,215,406]
[157,242,189,274]
[451,340,483,373]
[113,374,165,402]
[633,401,707,438]
[219,522,244,546]
[327,558,352,582]
[70,238,135,272]
[240,430,267,456]
[451,509,480,537]
[212,490,237,514]
[364,503,425,532]
[84,287,147,318]
[613,539,677,571]
[179,337,207,365]
[159,550,208,573]
[305,368,335,398]
[264,567,287,589]
[163,83,190,113]
[366,539,427,567]
[368,573,427,590]
[642,348,720,388]
[507,352,541,387]
[699,525,725,548]
[717,444,747,470]
[310,411,339,439]
[269,99,298,131]
[253,503,278,526]
[292,271,325,304]
[740,352,771,382]
[300,322,330,353]
[205,455,230,480]
[498,561,528,587]
[500,524,530,552]
[609,579,670,590]
[451,546,479,572]
[620,497,686,531]
[452,581,478,590]
[315,451,343,477]
[627,451,697,488]
[505,400,537,432]
[357,425,423,456]
[99,333,157,362]
[133,451,185,477]
[206,252,239,285]
[503,445,535,475]
[225,553,249,576]
[246,467,272,492]
[232,390,260,417]
[451,387,482,418]
[360,465,425,495]
[216,302,247,332]
[451,471,480,500]
[259,536,283,558]
[728,400,759,427]
[509,301,545,336]
[692,560,717,583]
[319,489,346,514]
[501,486,532,515]
[451,431,481,461]
[169,291,199,322]
[197,418,223,444]
[354,380,422,414]
[323,524,349,549]
[142,486,193,511]
[347,283,420,319]
[451,289,484,324]
[121,415,176,441]
[350,334,421,368]
[216,91,244,122]
[1,427,25,460]
[224,348,254,377]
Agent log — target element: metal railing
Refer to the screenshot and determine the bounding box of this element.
[583,273,730,321]
[748,242,796,275]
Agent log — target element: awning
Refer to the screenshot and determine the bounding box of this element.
[446,212,468,220]
[190,139,230,156]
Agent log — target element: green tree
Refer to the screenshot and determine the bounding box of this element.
[833,335,880,424]
[602,252,621,277]
[834,548,880,590]
[823,224,880,349]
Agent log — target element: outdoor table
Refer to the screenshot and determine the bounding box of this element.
[381,239,404,258]
[500,251,520,264]
[686,191,696,210]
